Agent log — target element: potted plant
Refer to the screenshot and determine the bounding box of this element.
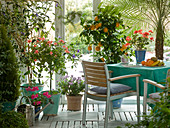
[57,75,85,111]
[80,3,132,64]
[125,29,154,63]
[0,24,21,112]
[24,86,52,119]
[22,37,66,115]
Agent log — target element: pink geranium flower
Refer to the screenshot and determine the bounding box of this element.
[50,51,53,55]
[27,40,32,43]
[38,38,42,40]
[133,30,138,34]
[42,37,45,41]
[36,101,41,105]
[150,37,154,41]
[54,42,57,45]
[43,92,48,96]
[31,94,36,99]
[35,94,39,98]
[125,43,130,47]
[149,30,153,33]
[65,50,70,53]
[138,29,142,34]
[33,102,36,105]
[47,41,53,44]
[126,36,132,41]
[46,95,51,98]
[34,87,39,91]
[34,50,39,54]
[59,40,64,43]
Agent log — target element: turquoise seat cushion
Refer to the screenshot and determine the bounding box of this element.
[90,83,132,94]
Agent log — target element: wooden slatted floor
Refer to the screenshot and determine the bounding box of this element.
[30,104,142,128]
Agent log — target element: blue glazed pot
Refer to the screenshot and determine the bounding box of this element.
[112,98,123,109]
[135,50,146,63]
[35,106,41,120]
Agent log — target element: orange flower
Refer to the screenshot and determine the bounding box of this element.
[103,27,108,33]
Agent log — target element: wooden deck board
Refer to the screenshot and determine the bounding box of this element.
[30,104,140,128]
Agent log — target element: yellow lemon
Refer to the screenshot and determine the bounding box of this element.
[103,27,108,33]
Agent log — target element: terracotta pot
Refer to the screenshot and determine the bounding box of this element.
[66,95,82,111]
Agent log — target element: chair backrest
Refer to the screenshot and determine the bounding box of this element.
[82,61,109,87]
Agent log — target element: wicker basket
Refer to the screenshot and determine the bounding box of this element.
[67,95,82,111]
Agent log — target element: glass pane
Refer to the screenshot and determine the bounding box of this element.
[65,0,93,77]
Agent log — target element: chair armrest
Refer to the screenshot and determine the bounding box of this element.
[143,79,165,89]
[108,74,140,81]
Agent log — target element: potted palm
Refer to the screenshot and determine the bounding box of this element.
[125,29,154,63]
[0,25,21,112]
[57,75,85,111]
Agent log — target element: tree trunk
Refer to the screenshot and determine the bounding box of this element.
[155,21,164,60]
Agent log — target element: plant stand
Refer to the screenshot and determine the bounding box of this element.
[67,95,82,111]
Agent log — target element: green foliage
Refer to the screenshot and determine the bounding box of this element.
[80,3,132,64]
[0,110,29,128]
[117,87,170,128]
[57,75,85,96]
[0,0,62,85]
[110,0,170,59]
[0,24,21,102]
[21,37,66,86]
